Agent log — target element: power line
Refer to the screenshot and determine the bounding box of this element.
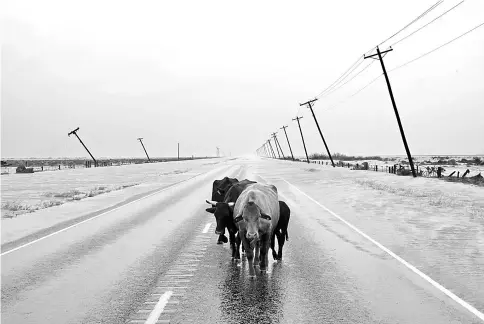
[316,55,365,98]
[378,0,444,46]
[313,1,445,104]
[389,21,484,73]
[325,73,384,112]
[390,0,466,47]
[319,60,376,99]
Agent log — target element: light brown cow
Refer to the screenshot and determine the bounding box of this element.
[233,183,280,277]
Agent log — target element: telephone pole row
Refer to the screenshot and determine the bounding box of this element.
[300,98,335,167]
[293,116,309,163]
[280,125,295,161]
[364,46,416,177]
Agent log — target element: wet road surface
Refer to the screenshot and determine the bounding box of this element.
[2,159,483,323]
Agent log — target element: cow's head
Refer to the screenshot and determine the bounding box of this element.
[234,201,271,244]
[205,200,236,235]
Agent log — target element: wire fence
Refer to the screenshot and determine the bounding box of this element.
[307,159,483,180]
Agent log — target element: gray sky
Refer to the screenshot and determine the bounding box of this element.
[2,0,484,159]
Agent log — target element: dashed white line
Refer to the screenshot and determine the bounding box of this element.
[144,291,173,324]
[281,177,484,322]
[202,223,212,233]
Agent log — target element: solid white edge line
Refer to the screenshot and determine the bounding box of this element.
[202,223,212,233]
[145,290,173,324]
[280,177,484,322]
[1,165,233,257]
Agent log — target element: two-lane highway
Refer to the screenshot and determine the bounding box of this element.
[2,159,483,323]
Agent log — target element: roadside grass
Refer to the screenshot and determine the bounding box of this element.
[354,178,483,218]
[1,183,139,218]
[309,152,393,162]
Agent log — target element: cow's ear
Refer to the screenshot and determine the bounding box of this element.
[261,213,271,221]
[234,215,243,223]
[206,207,216,213]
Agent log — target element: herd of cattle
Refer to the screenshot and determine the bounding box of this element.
[205,177,291,277]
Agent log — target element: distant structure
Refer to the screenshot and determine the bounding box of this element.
[216,147,220,157]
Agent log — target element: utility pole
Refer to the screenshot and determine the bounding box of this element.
[137,138,151,162]
[267,139,276,159]
[364,46,416,177]
[264,142,270,158]
[216,147,220,157]
[280,125,295,161]
[270,134,282,159]
[272,132,285,159]
[293,116,309,163]
[270,138,280,158]
[68,127,97,167]
[300,98,335,167]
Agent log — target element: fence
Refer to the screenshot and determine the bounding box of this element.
[306,159,482,179]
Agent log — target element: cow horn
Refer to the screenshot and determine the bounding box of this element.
[234,215,243,223]
[206,200,217,206]
[228,202,235,207]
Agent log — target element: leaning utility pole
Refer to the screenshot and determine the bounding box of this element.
[264,142,270,158]
[271,133,282,159]
[270,138,281,158]
[280,125,295,161]
[364,46,416,177]
[293,116,309,163]
[272,132,285,159]
[267,139,277,159]
[137,138,151,162]
[300,98,335,167]
[68,127,97,167]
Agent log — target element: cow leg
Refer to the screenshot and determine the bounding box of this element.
[254,241,260,266]
[217,233,228,244]
[229,230,236,259]
[271,230,278,260]
[276,231,285,261]
[234,232,243,260]
[242,238,255,277]
[259,233,270,271]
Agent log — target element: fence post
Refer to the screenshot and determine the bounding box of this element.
[59,165,61,170]
[376,165,378,172]
[457,171,460,178]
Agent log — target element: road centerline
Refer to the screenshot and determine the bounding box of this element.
[202,223,212,233]
[144,291,173,324]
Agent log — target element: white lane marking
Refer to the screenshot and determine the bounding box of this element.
[281,177,484,322]
[1,165,231,257]
[144,290,173,324]
[202,223,212,233]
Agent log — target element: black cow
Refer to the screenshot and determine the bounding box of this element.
[271,200,290,261]
[211,177,238,202]
[209,177,239,243]
[206,179,256,259]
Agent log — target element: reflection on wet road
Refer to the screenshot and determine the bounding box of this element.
[2,159,483,324]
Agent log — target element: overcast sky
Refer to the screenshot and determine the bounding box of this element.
[2,0,484,159]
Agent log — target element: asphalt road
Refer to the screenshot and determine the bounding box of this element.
[2,160,483,324]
